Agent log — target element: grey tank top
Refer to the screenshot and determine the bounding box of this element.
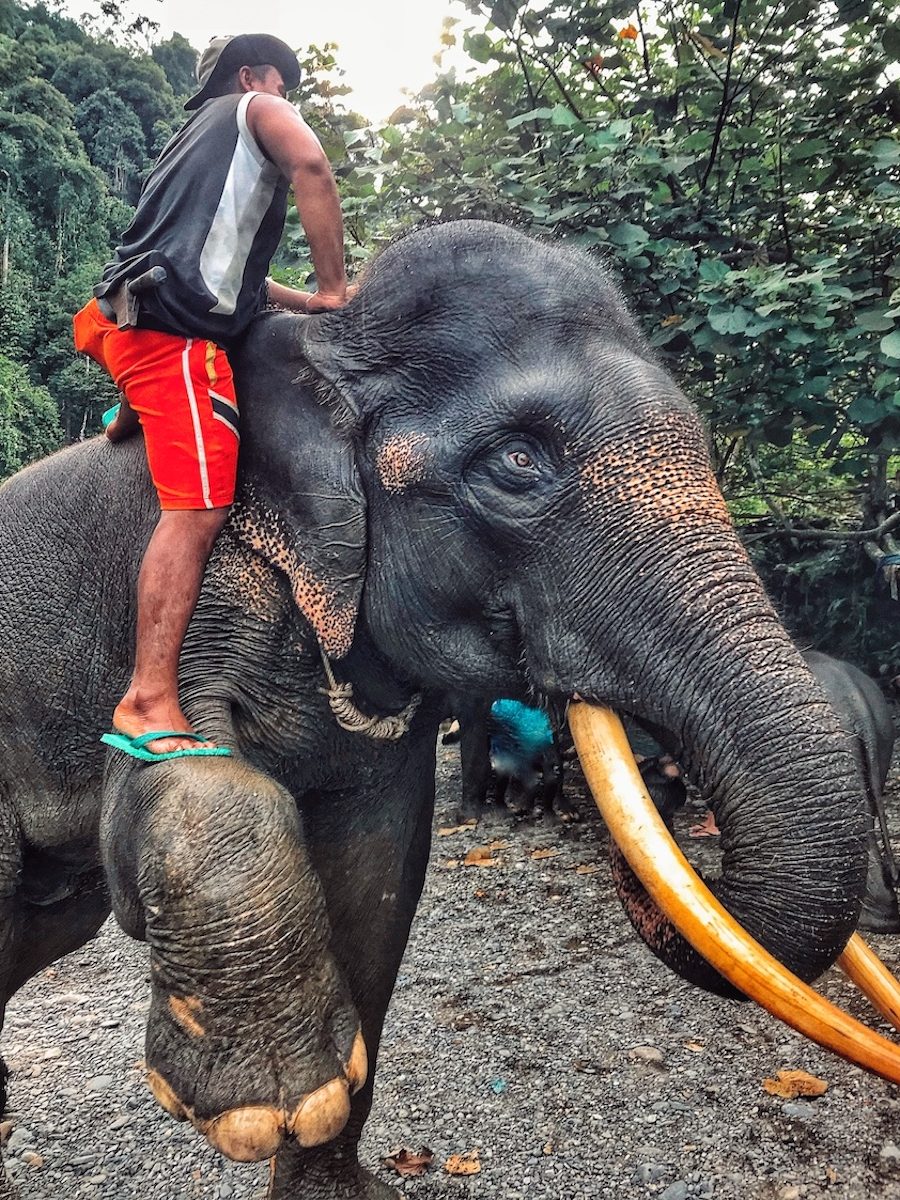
[96,92,289,346]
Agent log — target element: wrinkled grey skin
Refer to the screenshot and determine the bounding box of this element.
[0,221,869,1197]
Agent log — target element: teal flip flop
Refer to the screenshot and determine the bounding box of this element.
[100,730,233,763]
[101,402,121,430]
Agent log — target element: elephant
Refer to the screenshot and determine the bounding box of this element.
[0,219,883,1196]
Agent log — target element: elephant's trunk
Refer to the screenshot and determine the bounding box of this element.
[570,704,900,1082]
[629,630,865,992]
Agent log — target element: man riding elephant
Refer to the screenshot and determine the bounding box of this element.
[4,220,900,1197]
[73,32,353,763]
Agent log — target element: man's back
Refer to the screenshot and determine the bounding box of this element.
[98,93,290,345]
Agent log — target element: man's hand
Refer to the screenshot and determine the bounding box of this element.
[266,280,358,313]
[307,285,358,313]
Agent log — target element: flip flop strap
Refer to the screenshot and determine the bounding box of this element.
[128,730,208,749]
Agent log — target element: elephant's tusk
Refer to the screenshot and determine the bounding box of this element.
[569,700,900,1086]
[839,934,900,1034]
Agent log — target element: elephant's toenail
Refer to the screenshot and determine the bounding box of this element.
[146,1069,187,1120]
[345,1030,368,1094]
[290,1077,351,1147]
[204,1106,283,1162]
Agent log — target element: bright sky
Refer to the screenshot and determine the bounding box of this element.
[69,0,477,122]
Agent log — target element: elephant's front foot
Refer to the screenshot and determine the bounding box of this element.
[145,966,368,1161]
[107,764,369,1162]
[269,1143,399,1200]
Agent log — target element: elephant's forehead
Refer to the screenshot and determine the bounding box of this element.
[375,433,431,493]
[578,426,731,528]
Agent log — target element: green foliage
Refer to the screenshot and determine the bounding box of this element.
[0,0,182,454]
[0,354,61,476]
[152,33,197,100]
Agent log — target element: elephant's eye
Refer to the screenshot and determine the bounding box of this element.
[509,448,534,470]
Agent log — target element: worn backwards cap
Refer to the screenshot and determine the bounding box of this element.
[184,33,301,110]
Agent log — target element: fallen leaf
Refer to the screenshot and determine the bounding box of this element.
[619,22,639,38]
[383,1147,434,1178]
[661,314,683,327]
[443,859,460,870]
[445,1150,481,1176]
[464,846,500,867]
[531,848,560,860]
[489,839,509,851]
[763,1069,828,1099]
[474,888,488,899]
[825,1165,838,1184]
[0,1121,12,1146]
[689,810,720,838]
[438,822,477,836]
[543,1141,554,1155]
[575,863,600,875]
[684,1040,705,1053]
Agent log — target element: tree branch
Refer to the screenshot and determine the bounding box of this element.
[742,511,900,545]
[699,0,743,193]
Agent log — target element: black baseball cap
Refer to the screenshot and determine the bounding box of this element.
[185,34,302,110]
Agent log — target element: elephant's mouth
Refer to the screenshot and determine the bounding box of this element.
[569,700,900,1085]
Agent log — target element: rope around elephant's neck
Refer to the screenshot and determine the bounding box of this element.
[318,644,421,741]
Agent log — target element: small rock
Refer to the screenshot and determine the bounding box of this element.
[7,1128,34,1152]
[780,1186,801,1200]
[0,1120,13,1145]
[86,1075,115,1091]
[659,1183,689,1200]
[636,1163,667,1184]
[880,1141,900,1161]
[218,1184,234,1199]
[629,1045,664,1065]
[109,1114,131,1131]
[783,1102,816,1121]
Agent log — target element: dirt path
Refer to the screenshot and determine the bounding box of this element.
[3,739,900,1200]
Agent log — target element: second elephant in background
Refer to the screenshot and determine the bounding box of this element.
[804,652,898,932]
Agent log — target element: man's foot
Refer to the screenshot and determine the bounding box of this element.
[112,693,217,755]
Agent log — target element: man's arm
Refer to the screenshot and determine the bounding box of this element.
[245,94,349,312]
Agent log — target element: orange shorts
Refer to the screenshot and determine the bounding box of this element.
[73,298,239,510]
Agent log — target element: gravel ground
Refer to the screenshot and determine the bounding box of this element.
[3,735,900,1200]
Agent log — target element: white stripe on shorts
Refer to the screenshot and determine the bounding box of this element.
[181,339,213,509]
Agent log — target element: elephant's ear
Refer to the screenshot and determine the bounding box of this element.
[230,313,367,659]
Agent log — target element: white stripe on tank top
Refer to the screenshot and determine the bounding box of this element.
[198,92,282,317]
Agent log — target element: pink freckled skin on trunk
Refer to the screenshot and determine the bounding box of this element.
[578,414,734,533]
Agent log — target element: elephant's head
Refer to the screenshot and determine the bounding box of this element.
[231,221,892,1073]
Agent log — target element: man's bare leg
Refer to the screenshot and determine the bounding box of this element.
[111,507,230,754]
